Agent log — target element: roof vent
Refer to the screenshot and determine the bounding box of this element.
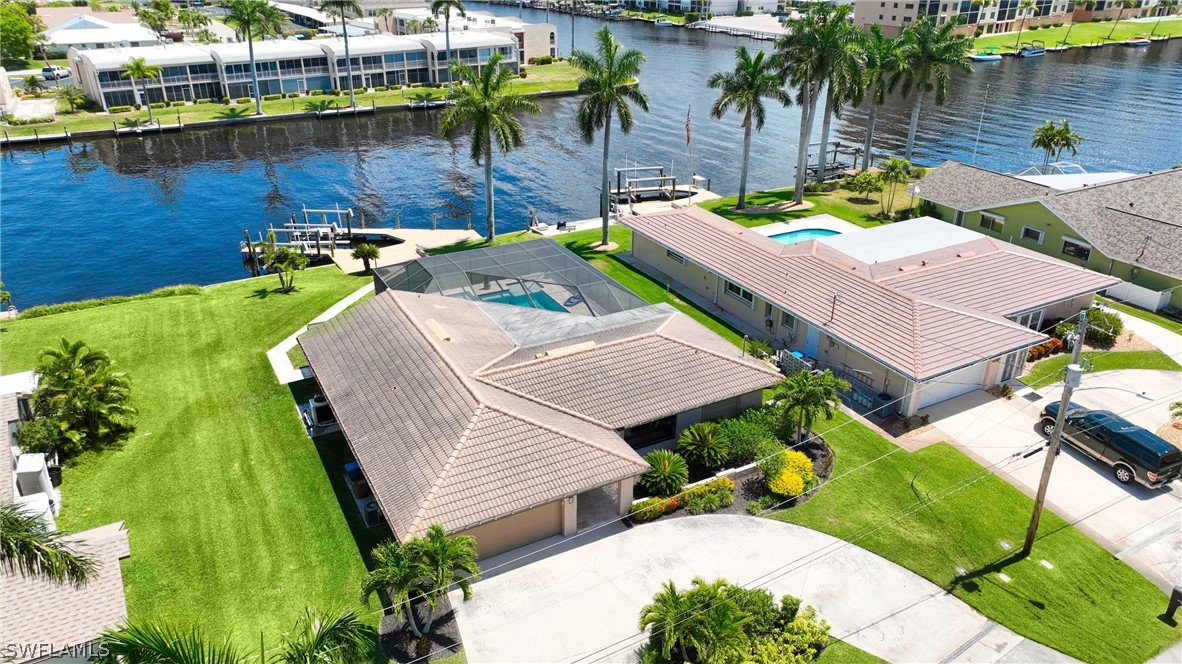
[956,251,976,258]
[898,265,919,272]
[537,340,596,359]
[424,319,450,341]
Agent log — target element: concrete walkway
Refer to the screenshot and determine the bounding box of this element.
[449,516,1075,664]
[266,282,373,384]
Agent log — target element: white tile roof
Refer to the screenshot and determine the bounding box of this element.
[316,34,425,57]
[78,43,216,68]
[44,14,160,47]
[212,39,328,64]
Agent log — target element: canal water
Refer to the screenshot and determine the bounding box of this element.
[2,4,1180,306]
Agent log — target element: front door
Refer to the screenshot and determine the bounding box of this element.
[804,326,820,358]
[1001,350,1024,382]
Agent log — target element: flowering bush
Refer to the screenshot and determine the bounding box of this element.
[768,470,806,498]
[783,450,814,482]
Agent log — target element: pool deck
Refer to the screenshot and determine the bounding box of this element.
[749,214,865,238]
[329,228,482,274]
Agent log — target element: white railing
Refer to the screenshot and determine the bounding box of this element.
[302,66,329,75]
[99,79,133,89]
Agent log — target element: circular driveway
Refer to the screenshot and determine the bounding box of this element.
[448,515,1073,663]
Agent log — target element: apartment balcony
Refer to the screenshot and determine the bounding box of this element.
[302,66,330,75]
[225,71,280,82]
[99,79,134,90]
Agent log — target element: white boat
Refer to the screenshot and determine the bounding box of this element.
[970,47,1002,61]
[1123,37,1151,47]
[653,16,674,26]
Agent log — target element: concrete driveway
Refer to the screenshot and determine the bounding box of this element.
[923,369,1182,592]
[449,516,1073,664]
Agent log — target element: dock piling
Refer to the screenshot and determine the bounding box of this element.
[432,213,437,230]
[394,211,400,229]
[466,213,472,231]
[33,128,40,147]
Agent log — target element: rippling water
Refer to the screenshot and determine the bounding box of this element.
[2,4,1180,306]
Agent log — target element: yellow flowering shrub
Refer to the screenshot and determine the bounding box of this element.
[768,469,806,497]
[784,450,815,482]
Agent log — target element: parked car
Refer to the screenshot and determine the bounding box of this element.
[1041,402,1182,488]
[42,66,70,81]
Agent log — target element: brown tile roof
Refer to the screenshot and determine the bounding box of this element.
[1,521,131,662]
[37,7,142,29]
[300,290,776,541]
[915,161,1182,279]
[622,207,1078,382]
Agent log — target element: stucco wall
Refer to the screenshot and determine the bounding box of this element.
[456,501,563,559]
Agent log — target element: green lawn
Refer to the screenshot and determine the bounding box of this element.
[771,411,1181,664]
[1,62,580,138]
[817,640,886,664]
[1020,349,1182,388]
[0,267,379,643]
[623,10,687,24]
[973,17,1182,51]
[1100,297,1182,336]
[698,188,903,229]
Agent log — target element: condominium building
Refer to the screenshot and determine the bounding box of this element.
[389,8,557,62]
[69,32,518,110]
[852,0,1077,36]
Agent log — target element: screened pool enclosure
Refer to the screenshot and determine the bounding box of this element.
[373,240,648,317]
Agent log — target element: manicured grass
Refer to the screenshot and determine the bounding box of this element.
[623,10,687,24]
[698,188,905,229]
[1100,297,1182,336]
[0,267,379,643]
[817,640,887,664]
[1019,349,1182,388]
[1,62,581,138]
[771,411,1181,664]
[972,17,1182,51]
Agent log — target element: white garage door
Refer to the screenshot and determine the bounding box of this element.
[917,363,988,410]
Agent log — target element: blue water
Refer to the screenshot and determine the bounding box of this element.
[2,6,1180,307]
[770,228,841,244]
[478,287,568,312]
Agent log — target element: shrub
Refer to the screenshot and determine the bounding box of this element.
[757,448,788,482]
[684,488,733,515]
[684,11,700,22]
[677,421,730,469]
[235,97,252,104]
[221,97,231,103]
[746,494,779,515]
[718,408,784,465]
[262,93,282,101]
[975,27,985,36]
[195,98,212,104]
[149,102,167,109]
[640,449,689,497]
[15,417,67,457]
[6,115,56,125]
[134,103,142,110]
[1029,24,1040,30]
[354,87,367,94]
[749,607,830,662]
[310,90,325,96]
[768,469,806,498]
[723,586,780,641]
[629,495,680,523]
[17,285,203,320]
[746,338,773,360]
[783,450,814,482]
[107,105,132,113]
[779,595,802,624]
[519,71,528,78]
[1085,307,1122,345]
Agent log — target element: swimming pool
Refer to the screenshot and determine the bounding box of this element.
[768,228,841,244]
[478,287,569,313]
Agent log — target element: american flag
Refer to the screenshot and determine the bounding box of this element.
[685,104,692,147]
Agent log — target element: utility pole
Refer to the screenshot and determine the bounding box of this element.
[1022,309,1088,556]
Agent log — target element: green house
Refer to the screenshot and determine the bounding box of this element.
[914,162,1182,311]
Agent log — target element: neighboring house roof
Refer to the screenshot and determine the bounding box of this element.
[37,7,142,30]
[915,161,1182,280]
[300,290,778,541]
[1,521,131,662]
[44,14,160,48]
[622,209,1116,382]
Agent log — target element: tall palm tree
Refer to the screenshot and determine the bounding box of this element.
[320,0,363,107]
[1152,0,1179,35]
[1,502,96,585]
[361,541,432,638]
[1031,119,1059,165]
[570,27,649,247]
[422,16,439,32]
[1054,119,1083,161]
[272,608,376,664]
[878,155,910,216]
[1107,0,1138,40]
[1013,0,1037,48]
[406,18,422,34]
[773,369,850,443]
[638,580,695,661]
[440,53,539,242]
[34,337,137,459]
[857,25,903,171]
[101,621,246,664]
[971,0,996,26]
[431,0,465,85]
[896,15,973,164]
[708,47,791,209]
[224,0,286,115]
[812,5,862,185]
[121,56,162,123]
[415,523,480,633]
[376,6,394,33]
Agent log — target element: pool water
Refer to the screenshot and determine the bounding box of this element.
[769,228,841,244]
[478,288,569,313]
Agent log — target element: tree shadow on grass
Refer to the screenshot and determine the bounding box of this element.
[217,107,253,120]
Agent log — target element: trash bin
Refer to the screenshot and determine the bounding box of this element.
[874,393,894,417]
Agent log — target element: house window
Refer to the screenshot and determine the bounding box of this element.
[666,249,685,264]
[1021,226,1045,244]
[953,209,965,226]
[903,15,913,21]
[764,302,774,318]
[724,280,755,307]
[879,13,884,18]
[1062,237,1092,261]
[979,212,1005,232]
[781,311,796,330]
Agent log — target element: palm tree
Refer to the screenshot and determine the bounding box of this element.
[406,18,422,35]
[54,84,87,112]
[638,580,695,661]
[34,338,137,459]
[422,16,439,32]
[895,15,973,164]
[811,5,863,185]
[878,155,910,216]
[1012,0,1037,48]
[121,56,162,123]
[361,541,432,638]
[1,502,95,585]
[773,369,850,443]
[224,0,286,115]
[1054,119,1083,161]
[177,9,211,31]
[102,622,245,664]
[440,53,540,242]
[350,243,380,272]
[1107,0,1138,39]
[971,0,996,26]
[570,27,649,247]
[255,231,310,293]
[774,5,827,205]
[431,0,465,85]
[1152,0,1179,35]
[857,25,903,171]
[272,608,376,664]
[321,0,363,107]
[1031,119,1059,165]
[708,47,791,209]
[415,523,480,633]
[376,6,395,33]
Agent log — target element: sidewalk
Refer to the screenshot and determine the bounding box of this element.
[266,282,373,384]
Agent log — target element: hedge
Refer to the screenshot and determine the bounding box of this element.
[310,90,325,96]
[286,92,300,98]
[221,97,231,103]
[107,105,132,113]
[629,476,735,523]
[262,93,283,101]
[235,97,252,104]
[16,285,204,320]
[149,102,167,109]
[196,99,212,104]
[7,115,56,125]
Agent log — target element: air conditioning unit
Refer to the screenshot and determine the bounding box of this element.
[308,394,335,426]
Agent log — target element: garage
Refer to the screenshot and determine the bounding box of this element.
[455,501,564,560]
[916,362,988,410]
